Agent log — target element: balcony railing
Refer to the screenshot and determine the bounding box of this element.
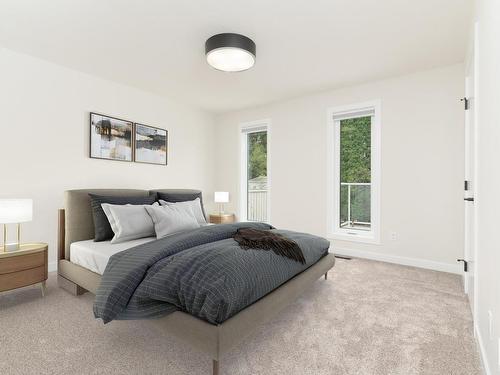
[247,184,370,227]
[340,182,371,230]
[248,189,268,222]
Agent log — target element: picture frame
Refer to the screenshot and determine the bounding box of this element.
[89,112,133,162]
[134,123,168,165]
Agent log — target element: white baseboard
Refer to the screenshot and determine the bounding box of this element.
[475,323,492,375]
[48,261,58,273]
[333,247,461,274]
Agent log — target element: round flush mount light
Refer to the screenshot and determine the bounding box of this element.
[205,33,256,72]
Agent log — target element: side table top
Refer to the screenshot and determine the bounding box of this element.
[0,243,48,258]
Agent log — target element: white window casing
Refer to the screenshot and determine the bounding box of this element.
[327,101,381,244]
[240,120,271,223]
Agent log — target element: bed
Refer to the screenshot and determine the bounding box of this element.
[70,237,155,274]
[57,189,335,375]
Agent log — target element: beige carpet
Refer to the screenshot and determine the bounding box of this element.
[0,258,481,375]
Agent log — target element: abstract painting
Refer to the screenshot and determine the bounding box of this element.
[134,123,168,165]
[90,113,133,161]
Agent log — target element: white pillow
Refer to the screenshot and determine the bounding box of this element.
[145,204,200,239]
[101,203,155,244]
[158,198,206,225]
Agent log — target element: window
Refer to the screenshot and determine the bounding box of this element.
[327,102,380,243]
[240,121,270,222]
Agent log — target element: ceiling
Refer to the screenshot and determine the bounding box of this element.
[0,0,473,113]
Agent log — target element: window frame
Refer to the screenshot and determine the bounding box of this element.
[327,101,381,244]
[240,119,271,223]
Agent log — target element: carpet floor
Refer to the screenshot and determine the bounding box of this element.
[0,258,481,375]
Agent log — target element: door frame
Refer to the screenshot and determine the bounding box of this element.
[463,22,479,320]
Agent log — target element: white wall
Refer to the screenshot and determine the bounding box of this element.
[0,48,215,270]
[215,64,464,273]
[475,0,500,373]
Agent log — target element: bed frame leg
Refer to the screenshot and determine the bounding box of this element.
[57,274,87,296]
[324,272,328,280]
[212,360,219,375]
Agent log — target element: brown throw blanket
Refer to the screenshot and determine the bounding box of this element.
[233,228,306,264]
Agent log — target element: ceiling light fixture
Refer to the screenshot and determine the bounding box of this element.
[205,33,256,72]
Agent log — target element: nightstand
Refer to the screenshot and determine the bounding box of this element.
[209,213,236,224]
[0,243,48,296]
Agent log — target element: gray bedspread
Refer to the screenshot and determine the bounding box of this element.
[94,222,330,325]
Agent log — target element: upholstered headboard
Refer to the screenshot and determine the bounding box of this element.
[61,188,204,260]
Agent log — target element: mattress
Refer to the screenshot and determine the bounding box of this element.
[70,237,155,274]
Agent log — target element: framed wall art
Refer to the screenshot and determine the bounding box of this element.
[134,123,168,165]
[90,112,133,162]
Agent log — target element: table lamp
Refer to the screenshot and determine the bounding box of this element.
[214,192,229,215]
[0,199,33,251]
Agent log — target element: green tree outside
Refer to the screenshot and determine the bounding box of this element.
[340,117,371,183]
[247,131,267,180]
[339,117,371,225]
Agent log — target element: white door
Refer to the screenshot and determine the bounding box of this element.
[463,31,477,317]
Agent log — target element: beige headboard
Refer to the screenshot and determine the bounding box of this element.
[60,188,204,260]
[63,189,150,259]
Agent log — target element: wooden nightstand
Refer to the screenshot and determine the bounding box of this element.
[0,243,48,296]
[209,213,236,224]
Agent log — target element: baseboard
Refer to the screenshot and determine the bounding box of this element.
[48,261,58,273]
[333,247,461,274]
[475,323,492,375]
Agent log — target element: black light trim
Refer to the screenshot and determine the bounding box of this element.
[205,33,256,58]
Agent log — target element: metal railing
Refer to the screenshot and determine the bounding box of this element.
[248,189,268,222]
[246,184,370,227]
[340,182,371,230]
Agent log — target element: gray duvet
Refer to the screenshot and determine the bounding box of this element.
[94,222,330,325]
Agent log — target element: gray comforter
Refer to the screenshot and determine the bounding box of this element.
[94,222,330,325]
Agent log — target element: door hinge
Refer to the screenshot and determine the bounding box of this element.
[461,97,469,110]
[464,180,469,191]
[457,259,468,272]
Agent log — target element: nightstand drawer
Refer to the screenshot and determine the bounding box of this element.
[0,252,45,275]
[0,266,46,292]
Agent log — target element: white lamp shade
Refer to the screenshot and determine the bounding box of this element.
[214,192,229,203]
[0,199,33,223]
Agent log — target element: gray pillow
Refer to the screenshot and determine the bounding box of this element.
[89,194,156,241]
[155,191,206,218]
[158,198,206,225]
[101,203,156,244]
[145,204,200,238]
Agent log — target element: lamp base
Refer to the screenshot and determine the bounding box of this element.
[218,203,226,216]
[2,243,20,252]
[2,223,21,252]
